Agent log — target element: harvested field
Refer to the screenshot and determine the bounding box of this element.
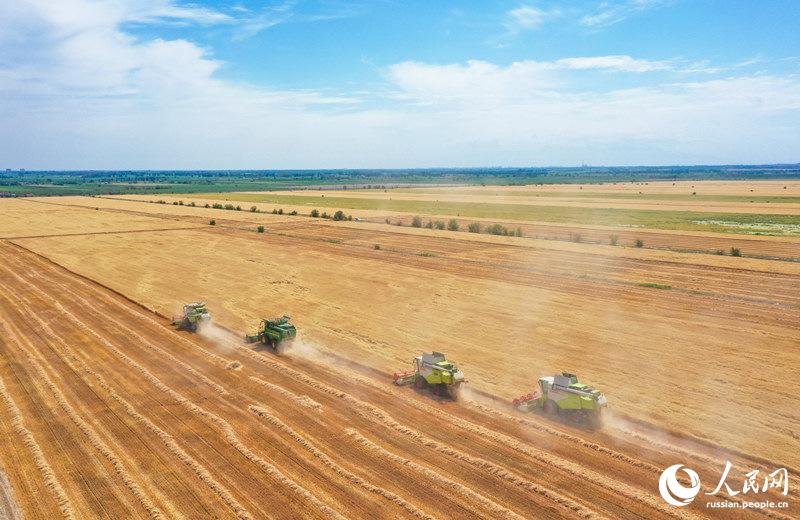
[105,192,800,260]
[1,184,798,518]
[0,198,202,238]
[0,242,796,518]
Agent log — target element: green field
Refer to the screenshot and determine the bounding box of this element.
[2,166,799,196]
[185,192,800,235]
[386,189,800,204]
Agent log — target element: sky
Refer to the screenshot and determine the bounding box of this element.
[1,0,799,169]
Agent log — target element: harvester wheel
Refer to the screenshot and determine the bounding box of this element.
[413,376,426,389]
[543,400,558,416]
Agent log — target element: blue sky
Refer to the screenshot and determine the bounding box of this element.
[1,0,799,169]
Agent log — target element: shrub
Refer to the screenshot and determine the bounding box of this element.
[173,201,179,205]
[730,247,742,257]
[467,222,481,233]
[411,216,422,228]
[447,219,459,231]
[486,223,508,235]
[347,215,353,221]
[212,203,224,209]
[189,201,196,207]
[514,227,523,237]
[209,219,216,225]
[321,211,330,219]
[204,203,210,208]
[277,208,283,215]
[250,206,258,212]
[272,209,278,214]
[310,209,320,218]
[419,252,436,257]
[385,218,391,224]
[608,234,618,246]
[716,249,725,255]
[224,203,235,210]
[290,210,297,215]
[235,205,242,211]
[374,244,381,250]
[425,220,433,229]
[434,220,445,230]
[634,239,644,248]
[332,210,346,221]
[157,199,166,204]
[257,225,265,233]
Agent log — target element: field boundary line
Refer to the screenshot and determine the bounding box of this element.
[4,226,203,240]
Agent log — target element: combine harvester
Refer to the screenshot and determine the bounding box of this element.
[393,351,466,397]
[245,316,297,352]
[172,302,211,332]
[513,372,608,427]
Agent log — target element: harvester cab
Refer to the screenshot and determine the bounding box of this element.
[171,302,211,332]
[245,316,296,352]
[513,372,607,427]
[393,351,465,397]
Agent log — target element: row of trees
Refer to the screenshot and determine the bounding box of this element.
[402,215,524,237]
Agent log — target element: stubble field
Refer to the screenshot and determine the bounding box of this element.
[0,180,798,518]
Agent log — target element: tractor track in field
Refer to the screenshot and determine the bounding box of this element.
[0,241,796,519]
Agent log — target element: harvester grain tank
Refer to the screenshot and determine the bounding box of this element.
[393,351,465,397]
[171,302,211,332]
[513,372,607,427]
[245,316,296,351]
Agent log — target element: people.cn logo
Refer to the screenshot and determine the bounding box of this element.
[659,464,701,507]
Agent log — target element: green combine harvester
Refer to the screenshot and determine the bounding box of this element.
[513,372,607,427]
[245,316,297,352]
[171,302,211,332]
[393,351,466,397]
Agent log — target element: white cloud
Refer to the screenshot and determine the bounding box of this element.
[378,60,800,166]
[506,6,552,31]
[0,2,798,168]
[386,57,671,105]
[387,60,558,106]
[581,0,669,28]
[555,55,671,72]
[125,1,234,24]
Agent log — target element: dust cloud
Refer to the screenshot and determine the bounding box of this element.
[197,321,240,355]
